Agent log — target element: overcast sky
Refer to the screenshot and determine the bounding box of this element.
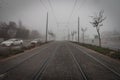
[0,0,120,40]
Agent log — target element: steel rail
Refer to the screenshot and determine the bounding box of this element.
[33,44,60,80]
[0,43,54,79]
[70,42,120,78]
[66,45,88,80]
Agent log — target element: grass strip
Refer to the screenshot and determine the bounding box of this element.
[73,42,120,60]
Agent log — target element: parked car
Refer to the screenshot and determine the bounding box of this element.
[1,38,23,47]
[24,43,36,50]
[30,39,42,44]
[30,40,38,44]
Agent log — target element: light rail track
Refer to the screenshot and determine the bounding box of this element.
[0,43,54,79]
[66,45,88,80]
[69,42,120,79]
[33,45,59,80]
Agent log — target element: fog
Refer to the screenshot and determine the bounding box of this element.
[0,0,120,40]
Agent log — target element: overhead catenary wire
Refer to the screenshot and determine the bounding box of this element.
[65,0,78,39]
[67,0,78,25]
[39,0,48,10]
[39,0,87,28]
[39,0,60,39]
[65,0,88,42]
[67,0,88,25]
[47,0,59,27]
[78,0,87,10]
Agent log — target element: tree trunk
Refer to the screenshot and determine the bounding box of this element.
[97,29,101,47]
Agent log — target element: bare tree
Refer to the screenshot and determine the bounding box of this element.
[90,10,106,47]
[0,22,9,40]
[8,22,17,38]
[81,28,87,43]
[48,31,56,40]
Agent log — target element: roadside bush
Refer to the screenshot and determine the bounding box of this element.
[0,45,24,57]
[110,52,120,59]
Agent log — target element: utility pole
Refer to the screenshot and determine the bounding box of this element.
[46,12,48,42]
[78,16,80,42]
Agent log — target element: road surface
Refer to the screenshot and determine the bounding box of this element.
[0,41,120,80]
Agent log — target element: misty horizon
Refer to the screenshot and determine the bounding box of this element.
[0,0,120,40]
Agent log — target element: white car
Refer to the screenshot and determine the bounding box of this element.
[1,39,23,47]
[30,39,40,44]
[31,40,38,44]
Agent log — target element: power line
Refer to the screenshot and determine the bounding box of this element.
[78,0,87,10]
[39,0,48,10]
[67,0,77,24]
[47,0,59,26]
[67,0,88,25]
[64,0,78,37]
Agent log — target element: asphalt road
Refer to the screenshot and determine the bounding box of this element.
[0,41,120,80]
